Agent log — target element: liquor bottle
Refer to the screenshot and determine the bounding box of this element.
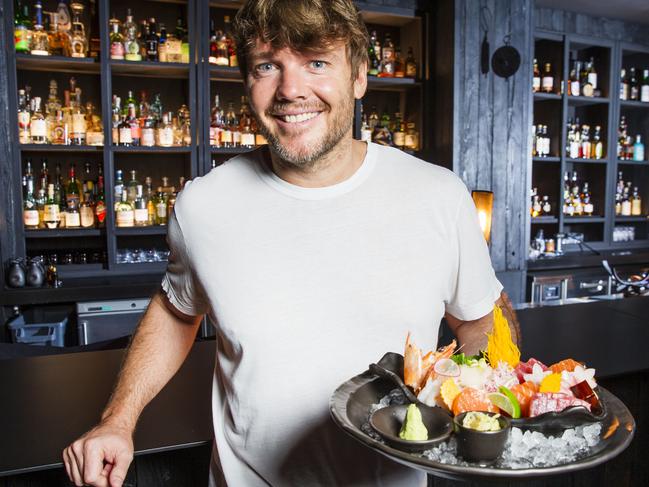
[30,97,47,144]
[210,94,223,146]
[586,57,597,93]
[115,191,134,227]
[94,172,106,227]
[127,105,140,146]
[215,26,229,66]
[30,1,49,56]
[542,195,552,215]
[532,59,540,92]
[379,33,395,77]
[38,158,49,192]
[166,184,178,216]
[69,2,87,57]
[239,97,255,148]
[224,15,237,67]
[43,183,61,229]
[48,12,66,56]
[114,169,124,207]
[360,113,372,142]
[71,89,87,145]
[621,184,632,216]
[531,193,541,217]
[160,176,173,195]
[581,182,593,216]
[156,112,174,147]
[23,175,39,229]
[144,177,155,225]
[45,80,62,118]
[542,63,554,93]
[178,104,191,146]
[165,22,182,63]
[80,193,95,228]
[591,125,604,159]
[14,2,32,53]
[580,125,591,159]
[569,61,581,97]
[36,187,46,228]
[65,164,81,227]
[618,116,628,159]
[126,170,139,202]
[405,47,417,78]
[123,9,141,61]
[208,19,218,64]
[133,185,148,226]
[145,18,158,61]
[220,104,233,148]
[154,188,167,225]
[620,69,629,101]
[641,69,649,103]
[404,120,419,151]
[633,135,645,161]
[631,187,642,216]
[367,31,380,76]
[109,16,124,60]
[176,17,189,64]
[158,23,168,62]
[393,48,405,78]
[393,113,406,149]
[629,67,639,101]
[18,89,31,144]
[56,0,72,33]
[138,19,148,59]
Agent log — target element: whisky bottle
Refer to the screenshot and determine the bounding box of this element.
[18,89,31,144]
[133,185,148,226]
[23,176,39,229]
[569,61,581,97]
[586,57,597,93]
[631,186,642,216]
[641,69,649,103]
[620,69,629,101]
[157,112,174,147]
[113,169,124,208]
[65,164,81,227]
[109,17,124,60]
[127,105,141,146]
[210,94,222,146]
[542,63,554,93]
[367,31,380,76]
[393,48,405,78]
[158,23,168,62]
[30,97,47,144]
[542,195,552,215]
[115,191,134,227]
[80,193,95,228]
[145,18,159,62]
[220,104,234,148]
[621,184,632,216]
[14,2,32,54]
[126,170,139,202]
[48,12,67,56]
[208,20,218,64]
[532,59,540,92]
[71,89,87,145]
[69,2,88,58]
[30,2,49,56]
[404,121,419,151]
[591,126,604,159]
[581,182,593,216]
[360,114,372,142]
[629,68,639,101]
[531,195,541,217]
[154,189,167,225]
[43,183,60,229]
[405,47,417,78]
[393,114,406,149]
[145,177,155,225]
[123,10,141,61]
[379,33,395,77]
[580,125,591,159]
[224,15,237,67]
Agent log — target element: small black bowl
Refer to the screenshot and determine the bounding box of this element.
[370,404,453,453]
[453,411,511,464]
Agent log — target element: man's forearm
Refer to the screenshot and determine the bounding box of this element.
[100,291,202,432]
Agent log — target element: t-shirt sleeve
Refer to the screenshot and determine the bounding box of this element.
[160,208,210,317]
[444,186,503,321]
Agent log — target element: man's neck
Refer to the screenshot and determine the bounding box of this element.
[268,138,368,188]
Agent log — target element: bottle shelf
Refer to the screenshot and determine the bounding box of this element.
[210,147,256,154]
[567,95,609,106]
[209,65,243,82]
[114,227,168,236]
[15,53,99,74]
[614,216,649,222]
[25,228,103,238]
[616,159,648,165]
[532,156,561,162]
[565,158,608,164]
[619,100,649,109]
[109,60,190,79]
[111,262,167,274]
[564,216,606,223]
[531,216,559,224]
[533,92,562,101]
[367,76,420,90]
[19,144,103,152]
[111,146,192,154]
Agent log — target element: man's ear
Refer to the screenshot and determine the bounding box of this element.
[354,60,368,99]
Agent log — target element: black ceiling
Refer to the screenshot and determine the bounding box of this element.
[536,0,649,26]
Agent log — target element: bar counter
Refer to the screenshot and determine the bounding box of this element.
[1,297,648,485]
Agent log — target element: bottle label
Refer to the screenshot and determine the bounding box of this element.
[111,42,125,59]
[361,129,372,142]
[587,73,597,90]
[95,201,106,223]
[30,119,47,137]
[116,210,134,227]
[570,81,580,97]
[393,131,406,147]
[15,27,30,52]
[141,128,155,146]
[533,77,541,91]
[542,76,553,92]
[232,130,241,145]
[80,207,95,227]
[404,134,416,150]
[134,208,148,223]
[241,133,256,147]
[229,55,238,67]
[156,202,167,219]
[65,211,81,227]
[18,111,30,129]
[622,201,632,216]
[584,203,594,214]
[406,63,417,78]
[72,114,87,134]
[23,209,39,226]
[119,127,133,144]
[130,124,141,141]
[158,128,174,146]
[70,39,86,58]
[641,86,649,103]
[44,204,60,222]
[220,129,232,144]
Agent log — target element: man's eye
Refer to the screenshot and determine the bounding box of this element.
[311,60,327,69]
[255,63,275,73]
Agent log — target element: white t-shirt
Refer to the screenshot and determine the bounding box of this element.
[162,142,502,486]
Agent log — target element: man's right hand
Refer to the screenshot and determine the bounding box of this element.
[62,422,134,487]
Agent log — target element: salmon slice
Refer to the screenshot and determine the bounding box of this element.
[510,381,539,417]
[452,387,499,416]
[550,358,582,374]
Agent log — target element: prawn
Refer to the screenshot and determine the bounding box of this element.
[404,333,457,393]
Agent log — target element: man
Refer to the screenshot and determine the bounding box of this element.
[63,1,518,485]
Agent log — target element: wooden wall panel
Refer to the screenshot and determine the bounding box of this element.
[452,0,533,276]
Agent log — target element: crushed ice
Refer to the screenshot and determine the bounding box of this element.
[365,388,602,469]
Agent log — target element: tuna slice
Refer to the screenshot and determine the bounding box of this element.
[514,358,549,383]
[528,392,591,417]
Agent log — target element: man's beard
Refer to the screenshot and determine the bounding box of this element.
[256,95,355,169]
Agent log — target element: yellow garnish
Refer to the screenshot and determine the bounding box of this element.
[485,305,521,368]
[539,373,562,393]
[439,378,461,410]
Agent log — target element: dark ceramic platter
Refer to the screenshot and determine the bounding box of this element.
[330,353,636,481]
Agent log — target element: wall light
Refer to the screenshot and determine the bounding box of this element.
[471,190,494,244]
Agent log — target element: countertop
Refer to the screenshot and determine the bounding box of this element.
[0,339,215,477]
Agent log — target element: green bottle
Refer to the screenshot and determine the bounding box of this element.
[14,2,32,53]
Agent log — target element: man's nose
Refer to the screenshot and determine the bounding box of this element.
[275,66,309,101]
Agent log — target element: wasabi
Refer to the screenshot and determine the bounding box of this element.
[399,404,428,441]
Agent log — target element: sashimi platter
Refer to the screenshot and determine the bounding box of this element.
[330,307,635,480]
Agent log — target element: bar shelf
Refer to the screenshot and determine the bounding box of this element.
[15,53,99,74]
